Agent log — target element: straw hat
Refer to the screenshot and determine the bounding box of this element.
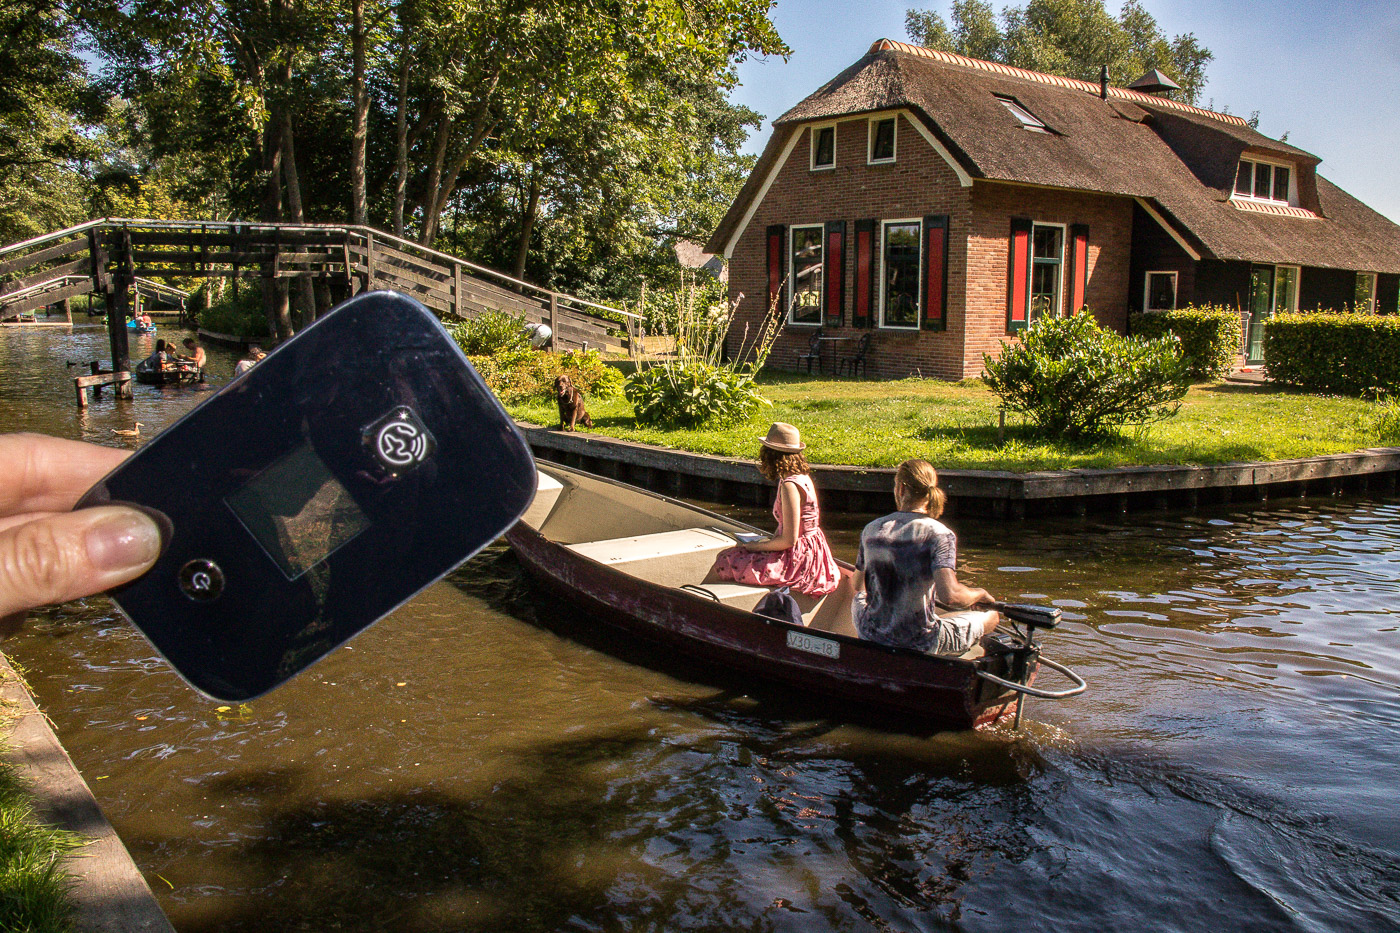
[760,422,806,453]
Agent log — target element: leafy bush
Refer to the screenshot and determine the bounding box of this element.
[468,348,623,405]
[191,285,270,339]
[1129,305,1241,380]
[625,284,782,428]
[639,274,728,336]
[448,310,531,357]
[1264,312,1400,395]
[1376,401,1400,446]
[983,312,1191,439]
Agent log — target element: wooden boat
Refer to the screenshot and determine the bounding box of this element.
[506,463,1085,731]
[134,355,201,386]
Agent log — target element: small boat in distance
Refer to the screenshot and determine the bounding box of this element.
[134,355,201,386]
[506,463,1085,731]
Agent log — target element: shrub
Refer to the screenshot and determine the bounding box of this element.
[625,286,782,428]
[1129,305,1241,380]
[468,348,623,405]
[191,285,270,338]
[1264,312,1400,395]
[983,312,1191,439]
[448,310,531,357]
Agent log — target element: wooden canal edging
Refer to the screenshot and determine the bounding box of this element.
[0,654,175,932]
[518,424,1400,518]
[0,219,641,405]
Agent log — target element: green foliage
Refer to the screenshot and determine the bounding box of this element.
[469,348,623,406]
[906,0,1213,105]
[1375,401,1400,446]
[983,312,1191,438]
[192,285,270,339]
[638,275,729,336]
[1129,305,1240,380]
[448,311,532,358]
[1264,312,1400,395]
[625,282,781,428]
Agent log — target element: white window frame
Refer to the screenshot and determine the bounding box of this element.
[867,115,897,165]
[878,218,922,330]
[1143,270,1179,311]
[788,223,825,326]
[994,94,1049,133]
[810,123,836,172]
[1232,156,1297,206]
[1355,271,1378,313]
[1028,221,1067,321]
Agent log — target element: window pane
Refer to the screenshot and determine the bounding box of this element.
[1254,163,1273,199]
[1032,225,1063,260]
[882,222,920,327]
[1235,161,1253,195]
[872,119,895,160]
[814,127,834,167]
[1030,262,1061,320]
[1355,273,1375,313]
[1274,266,1298,314]
[1273,166,1290,202]
[996,95,1047,130]
[1147,273,1176,310]
[790,227,823,324]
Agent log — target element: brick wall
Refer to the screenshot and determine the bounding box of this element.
[726,113,1135,380]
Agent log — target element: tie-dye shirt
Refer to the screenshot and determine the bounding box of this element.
[854,512,958,653]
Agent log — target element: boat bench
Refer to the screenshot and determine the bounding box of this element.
[566,527,736,588]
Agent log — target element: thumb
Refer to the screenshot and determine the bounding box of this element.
[0,506,163,618]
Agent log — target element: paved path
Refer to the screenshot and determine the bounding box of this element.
[0,654,174,933]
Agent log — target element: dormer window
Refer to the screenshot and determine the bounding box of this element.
[1234,158,1294,204]
[868,117,896,164]
[995,95,1048,133]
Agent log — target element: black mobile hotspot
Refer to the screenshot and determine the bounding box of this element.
[78,291,536,701]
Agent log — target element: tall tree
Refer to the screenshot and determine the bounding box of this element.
[906,0,1211,105]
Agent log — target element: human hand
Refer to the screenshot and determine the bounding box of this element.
[0,433,164,622]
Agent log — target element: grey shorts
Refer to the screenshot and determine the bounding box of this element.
[932,610,988,656]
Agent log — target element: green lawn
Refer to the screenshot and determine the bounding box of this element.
[506,374,1390,472]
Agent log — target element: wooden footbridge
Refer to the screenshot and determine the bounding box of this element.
[0,218,637,397]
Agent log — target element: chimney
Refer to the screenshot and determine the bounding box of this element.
[1100,65,1108,100]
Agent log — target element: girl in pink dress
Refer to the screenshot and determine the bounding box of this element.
[710,422,841,597]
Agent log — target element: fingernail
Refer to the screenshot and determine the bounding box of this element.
[86,510,162,572]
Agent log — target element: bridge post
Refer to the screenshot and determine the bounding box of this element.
[103,228,133,399]
[549,293,558,350]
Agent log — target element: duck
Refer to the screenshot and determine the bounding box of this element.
[111,422,144,437]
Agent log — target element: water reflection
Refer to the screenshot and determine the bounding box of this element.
[2,324,1399,932]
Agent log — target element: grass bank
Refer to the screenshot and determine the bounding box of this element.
[505,375,1390,472]
[0,664,78,933]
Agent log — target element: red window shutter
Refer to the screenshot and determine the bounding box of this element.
[921,215,949,331]
[1006,217,1033,332]
[1068,224,1089,314]
[766,224,786,318]
[824,221,846,328]
[853,220,875,328]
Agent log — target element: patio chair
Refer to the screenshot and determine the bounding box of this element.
[838,332,872,377]
[797,329,824,373]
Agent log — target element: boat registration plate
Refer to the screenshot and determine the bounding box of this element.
[787,630,840,659]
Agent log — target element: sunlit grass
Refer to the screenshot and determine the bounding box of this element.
[507,374,1387,472]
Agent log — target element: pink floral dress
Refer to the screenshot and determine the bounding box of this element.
[713,473,841,596]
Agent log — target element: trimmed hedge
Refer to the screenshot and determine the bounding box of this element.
[1129,305,1241,380]
[1264,312,1400,395]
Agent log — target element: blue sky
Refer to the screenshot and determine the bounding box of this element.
[732,0,1400,223]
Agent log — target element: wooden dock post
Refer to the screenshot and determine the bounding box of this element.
[549,293,558,350]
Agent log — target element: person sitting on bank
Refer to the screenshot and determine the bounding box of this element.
[707,422,841,597]
[852,459,1000,656]
[234,345,265,376]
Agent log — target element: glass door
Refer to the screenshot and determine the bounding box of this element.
[1247,265,1274,364]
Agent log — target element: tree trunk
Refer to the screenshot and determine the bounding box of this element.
[260,97,293,343]
[392,30,413,238]
[512,168,540,281]
[417,67,500,246]
[281,116,317,328]
[350,0,368,226]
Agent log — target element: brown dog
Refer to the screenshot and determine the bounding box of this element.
[555,374,593,431]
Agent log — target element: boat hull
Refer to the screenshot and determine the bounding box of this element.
[505,472,1027,731]
[134,357,200,386]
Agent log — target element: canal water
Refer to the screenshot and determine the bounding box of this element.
[2,322,1398,932]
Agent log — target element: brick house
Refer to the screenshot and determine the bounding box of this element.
[705,39,1400,379]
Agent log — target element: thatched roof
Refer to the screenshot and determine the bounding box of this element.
[709,39,1400,274]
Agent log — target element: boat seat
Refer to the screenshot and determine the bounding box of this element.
[678,582,770,612]
[567,527,735,588]
[519,471,564,530]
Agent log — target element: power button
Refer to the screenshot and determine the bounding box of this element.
[179,559,225,602]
